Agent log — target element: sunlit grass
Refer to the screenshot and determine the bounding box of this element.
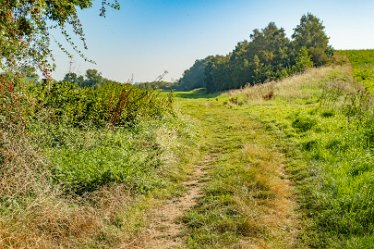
[228,63,374,248]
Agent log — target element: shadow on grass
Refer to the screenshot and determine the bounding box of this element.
[174,88,221,99]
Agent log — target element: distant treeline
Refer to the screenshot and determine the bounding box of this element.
[62,70,175,91]
[176,13,334,92]
[136,81,174,90]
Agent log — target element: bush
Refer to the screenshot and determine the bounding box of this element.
[0,76,25,127]
[29,80,172,128]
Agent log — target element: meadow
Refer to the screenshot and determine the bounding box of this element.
[0,50,373,248]
[218,53,374,247]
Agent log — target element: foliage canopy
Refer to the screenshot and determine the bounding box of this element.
[0,0,119,76]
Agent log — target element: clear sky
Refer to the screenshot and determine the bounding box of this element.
[51,0,374,82]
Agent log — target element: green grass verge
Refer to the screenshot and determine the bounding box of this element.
[230,64,374,248]
[338,49,374,93]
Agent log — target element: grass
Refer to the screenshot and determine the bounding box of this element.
[1,50,373,248]
[174,58,373,248]
[339,50,374,93]
[33,121,171,194]
[176,90,299,248]
[225,63,374,247]
[0,109,198,248]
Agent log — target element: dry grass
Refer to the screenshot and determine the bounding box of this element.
[240,142,299,248]
[0,128,98,248]
[0,128,117,248]
[0,118,191,248]
[227,65,354,104]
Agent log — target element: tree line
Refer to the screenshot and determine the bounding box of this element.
[176,13,333,92]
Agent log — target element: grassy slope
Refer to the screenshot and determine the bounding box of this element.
[175,57,373,248]
[339,50,374,93]
[221,64,373,248]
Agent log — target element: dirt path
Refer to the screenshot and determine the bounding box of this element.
[133,98,299,248]
[141,157,210,249]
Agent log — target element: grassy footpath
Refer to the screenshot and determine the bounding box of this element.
[175,92,300,248]
[174,62,373,248]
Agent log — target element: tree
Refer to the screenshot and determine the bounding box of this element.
[295,47,314,72]
[0,0,120,77]
[228,41,251,88]
[62,69,103,87]
[83,69,104,87]
[63,73,79,83]
[177,57,213,90]
[247,22,291,82]
[204,55,230,92]
[292,13,330,66]
[19,65,39,82]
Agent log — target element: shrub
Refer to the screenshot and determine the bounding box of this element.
[0,76,24,127]
[29,80,172,128]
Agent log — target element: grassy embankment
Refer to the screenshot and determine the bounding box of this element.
[339,50,374,93]
[174,50,373,248]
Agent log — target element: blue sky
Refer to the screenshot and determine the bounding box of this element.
[51,0,374,82]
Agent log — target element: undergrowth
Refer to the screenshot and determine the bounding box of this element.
[0,75,196,248]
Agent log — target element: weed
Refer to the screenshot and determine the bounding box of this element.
[321,111,334,117]
[292,115,317,132]
[263,90,275,100]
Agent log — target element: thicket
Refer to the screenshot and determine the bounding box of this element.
[0,71,185,246]
[177,13,333,92]
[31,80,171,128]
[1,73,173,192]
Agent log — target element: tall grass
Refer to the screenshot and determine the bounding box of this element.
[0,76,194,248]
